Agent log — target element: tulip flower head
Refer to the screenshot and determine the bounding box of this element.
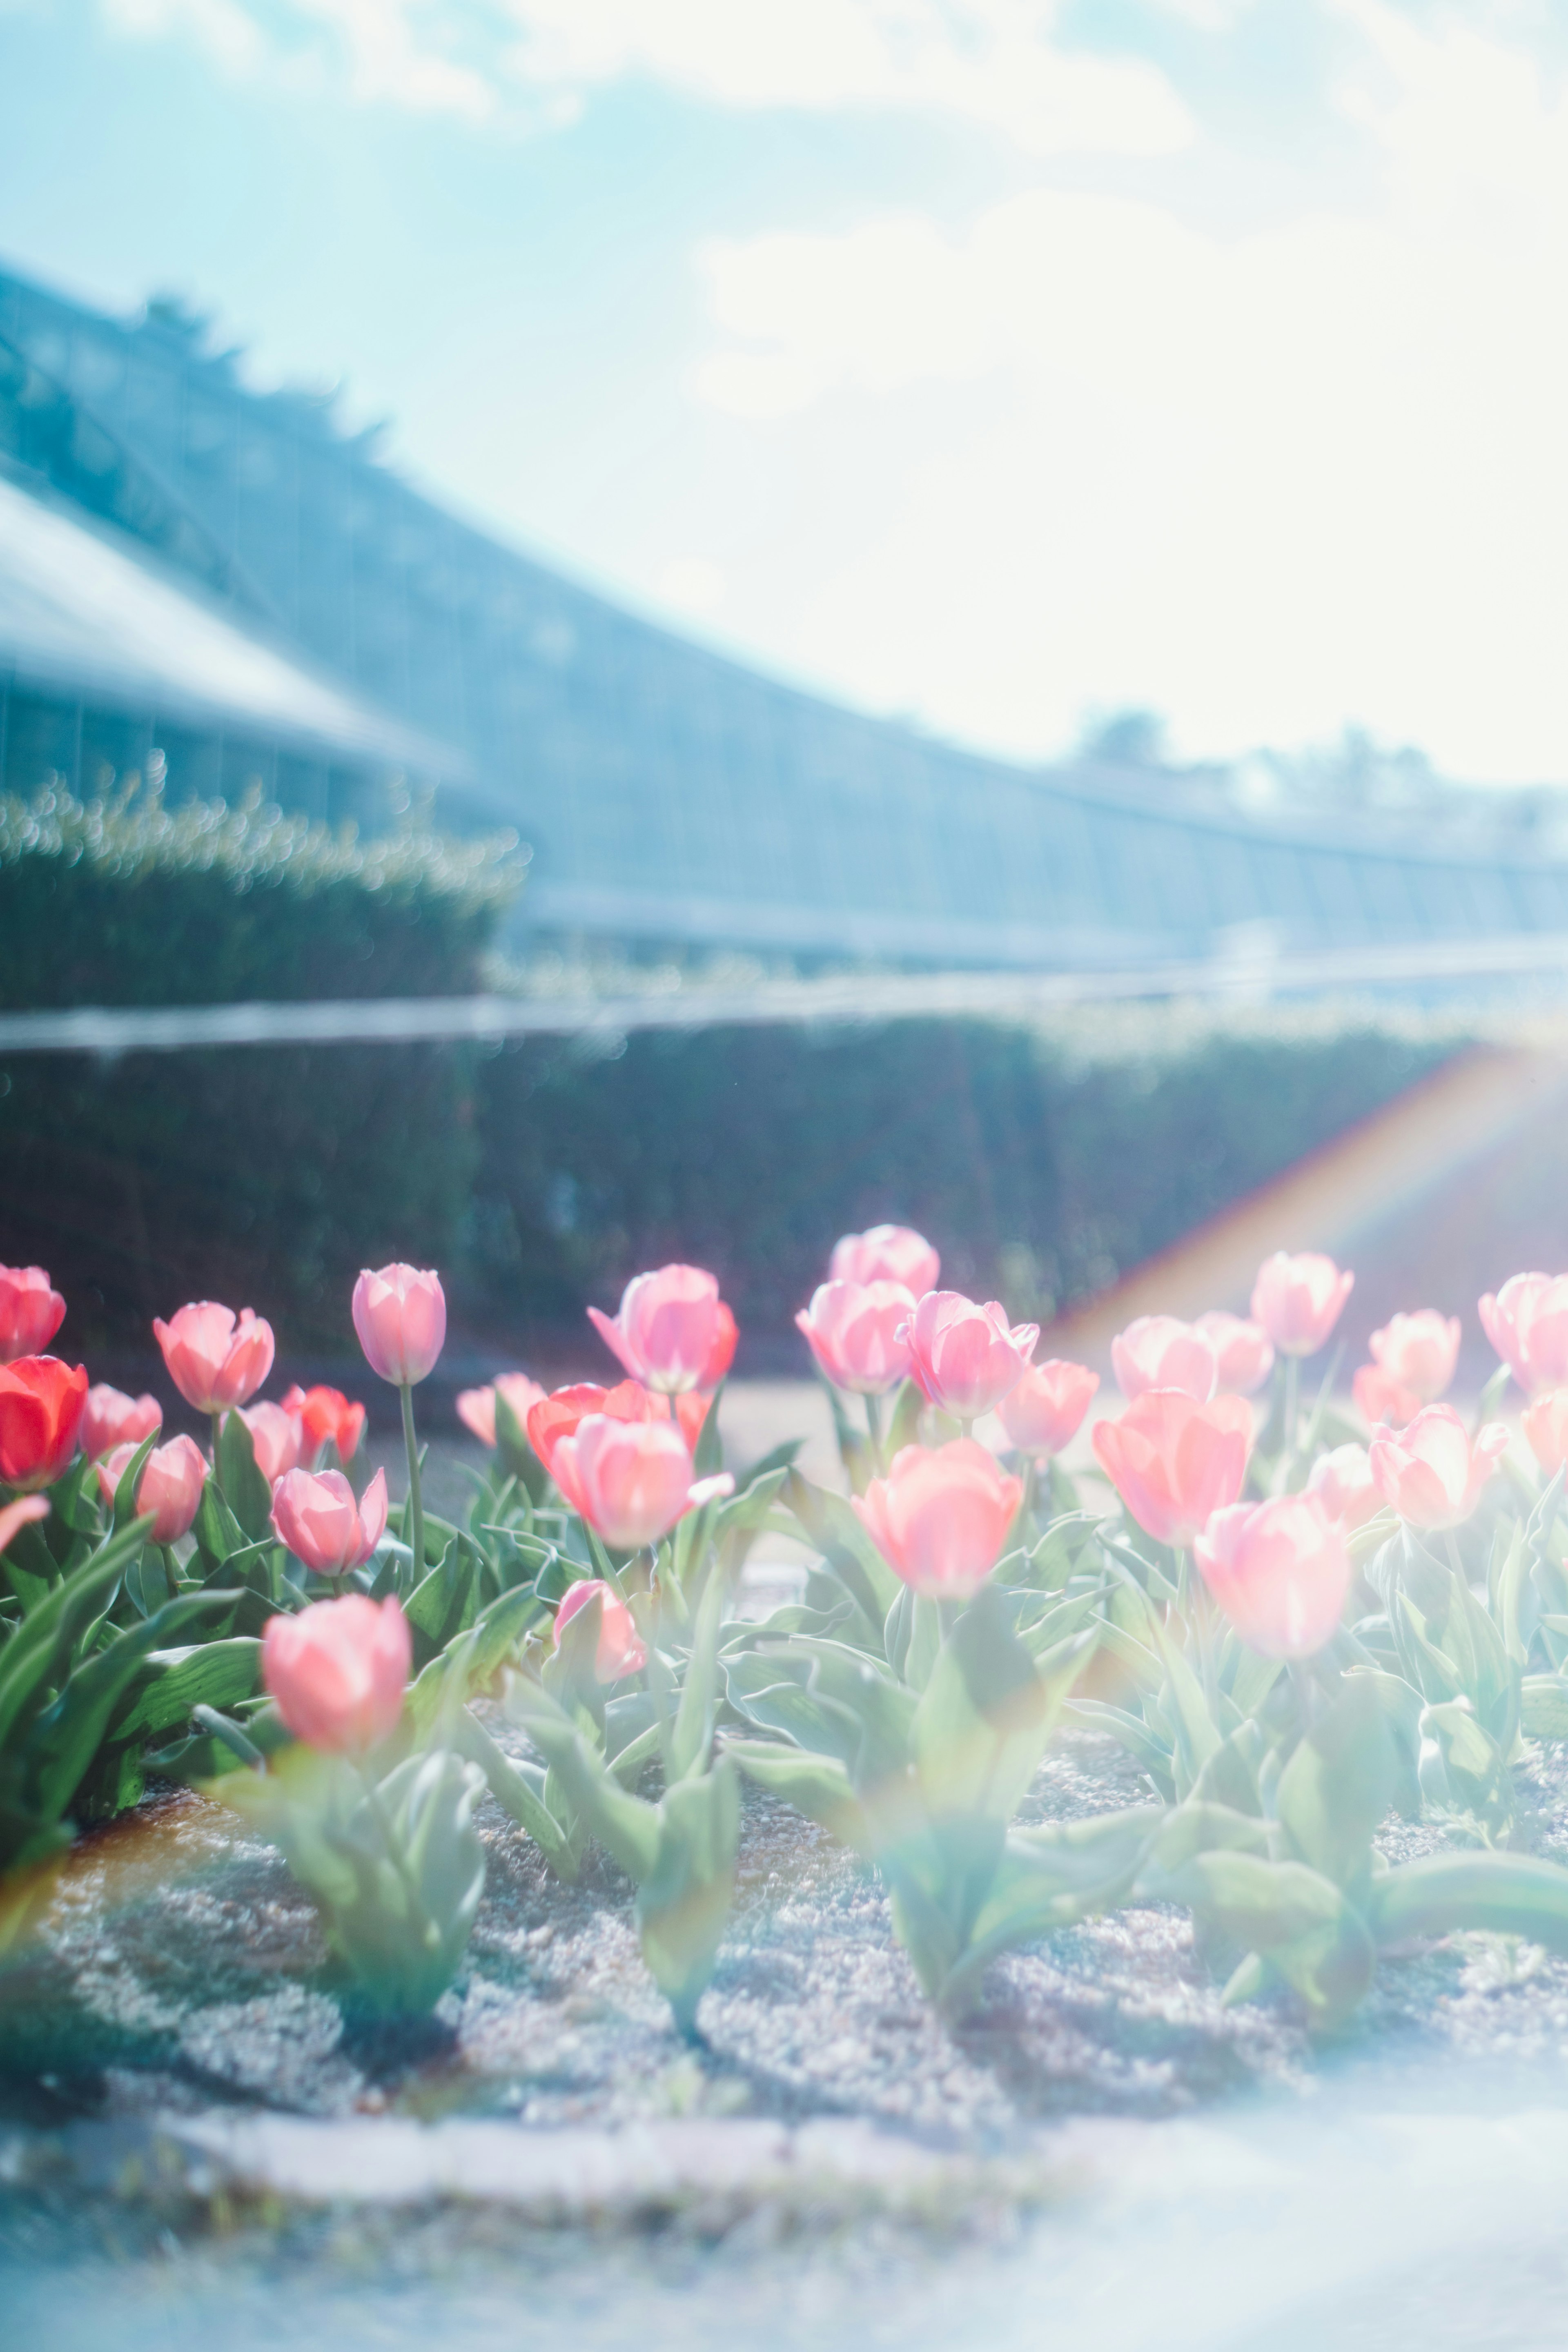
[527,1380,659,1482]
[552,1412,730,1550]
[1195,1494,1351,1660]
[0,1493,49,1556]
[1307,1442,1385,1531]
[0,1355,88,1490]
[829,1225,941,1299]
[1368,1403,1508,1532]
[262,1592,410,1753]
[1479,1272,1568,1395]
[1092,1389,1253,1548]
[1192,1311,1275,1396]
[0,1265,65,1364]
[1368,1310,1461,1404]
[154,1302,275,1414]
[1111,1315,1218,1403]
[996,1359,1099,1458]
[1250,1252,1355,1357]
[795,1279,915,1395]
[238,1400,304,1487]
[853,1438,1022,1601]
[588,1264,734,1395]
[283,1385,367,1465]
[352,1265,446,1387]
[554,1577,647,1681]
[456,1373,548,1450]
[98,1433,207,1544]
[1352,1363,1422,1432]
[80,1383,162,1461]
[272,1465,389,1575]
[899,1291,1039,1421]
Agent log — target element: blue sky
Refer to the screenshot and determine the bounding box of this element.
[2,2,1568,783]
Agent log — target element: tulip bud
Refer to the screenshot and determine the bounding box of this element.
[1250,1252,1354,1357]
[853,1438,1022,1600]
[795,1279,915,1395]
[282,1385,367,1465]
[1307,1442,1384,1531]
[153,1301,275,1413]
[0,1494,49,1555]
[1111,1315,1218,1403]
[457,1373,547,1450]
[996,1359,1099,1458]
[1525,1390,1568,1477]
[262,1592,410,1752]
[1479,1272,1568,1395]
[1192,1311,1274,1396]
[1352,1363,1422,1431]
[1091,1389,1253,1548]
[552,1413,713,1549]
[81,1383,162,1461]
[98,1433,207,1543]
[0,1265,65,1363]
[352,1265,446,1387]
[1195,1494,1350,1659]
[1368,1310,1461,1404]
[829,1225,940,1299]
[554,1578,647,1680]
[271,1466,389,1575]
[587,1264,734,1395]
[1368,1403,1508,1531]
[898,1291,1038,1420]
[238,1400,304,1486]
[526,1380,660,1481]
[0,1355,88,1490]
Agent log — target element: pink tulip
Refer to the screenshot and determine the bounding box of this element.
[795,1280,915,1395]
[829,1225,941,1299]
[457,1373,548,1450]
[1192,1311,1275,1396]
[1092,1390,1253,1548]
[1368,1310,1461,1403]
[0,1265,65,1363]
[1195,1494,1351,1659]
[457,1386,497,1447]
[899,1291,1039,1420]
[1524,1390,1568,1477]
[262,1592,410,1753]
[0,1494,48,1555]
[853,1438,1022,1601]
[271,1465,389,1575]
[238,1400,304,1486]
[552,1412,729,1549]
[352,1264,446,1387]
[1307,1442,1385,1531]
[1479,1272,1568,1394]
[700,1302,739,1390]
[153,1301,275,1413]
[98,1434,207,1544]
[80,1383,162,1461]
[1111,1315,1218,1403]
[1352,1363,1422,1431]
[587,1264,733,1395]
[996,1359,1099,1458]
[282,1385,367,1466]
[1368,1403,1508,1531]
[554,1577,647,1680]
[1250,1252,1354,1357]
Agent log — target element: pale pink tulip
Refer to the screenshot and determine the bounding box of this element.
[80,1383,162,1461]
[1525,1391,1568,1477]
[270,1465,389,1575]
[457,1374,548,1449]
[553,1413,728,1549]
[262,1592,410,1752]
[0,1494,48,1555]
[1352,1363,1422,1431]
[238,1400,304,1486]
[1307,1442,1385,1531]
[853,1438,1022,1600]
[1111,1314,1218,1403]
[1519,1278,1568,1391]
[98,1433,207,1544]
[829,1225,941,1299]
[1250,1252,1354,1357]
[1192,1311,1275,1396]
[1479,1272,1553,1390]
[1368,1403,1508,1532]
[795,1279,915,1395]
[587,1264,733,1395]
[0,1265,65,1363]
[1369,1310,1461,1403]
[496,1372,547,1437]
[1092,1389,1253,1548]
[554,1577,647,1680]
[457,1386,497,1447]
[899,1291,1039,1420]
[153,1301,275,1413]
[1196,1494,1350,1659]
[996,1359,1099,1458]
[352,1264,446,1386]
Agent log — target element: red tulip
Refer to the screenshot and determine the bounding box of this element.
[1369,1404,1508,1531]
[588,1264,733,1395]
[527,1380,658,1481]
[1525,1390,1568,1477]
[1250,1252,1354,1357]
[1369,1310,1461,1404]
[1092,1389,1253,1548]
[829,1225,940,1299]
[98,1434,207,1544]
[1479,1272,1568,1394]
[996,1359,1099,1458]
[352,1264,446,1386]
[153,1302,274,1413]
[282,1385,367,1464]
[0,1356,88,1490]
[796,1279,915,1395]
[271,1465,389,1575]
[552,1413,726,1549]
[0,1265,65,1363]
[1192,1311,1274,1396]
[1352,1363,1422,1431]
[554,1578,647,1681]
[0,1494,48,1555]
[1307,1442,1384,1532]
[1195,1494,1350,1659]
[1111,1315,1217,1402]
[81,1383,162,1461]
[238,1400,304,1486]
[899,1291,1039,1420]
[262,1592,410,1752]
[853,1439,1022,1600]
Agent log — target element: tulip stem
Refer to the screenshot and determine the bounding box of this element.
[865,1390,884,1474]
[211,1410,225,1490]
[400,1382,426,1584]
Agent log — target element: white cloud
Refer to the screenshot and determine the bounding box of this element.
[686,4,1568,782]
[657,555,728,616]
[294,0,493,117]
[102,0,267,76]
